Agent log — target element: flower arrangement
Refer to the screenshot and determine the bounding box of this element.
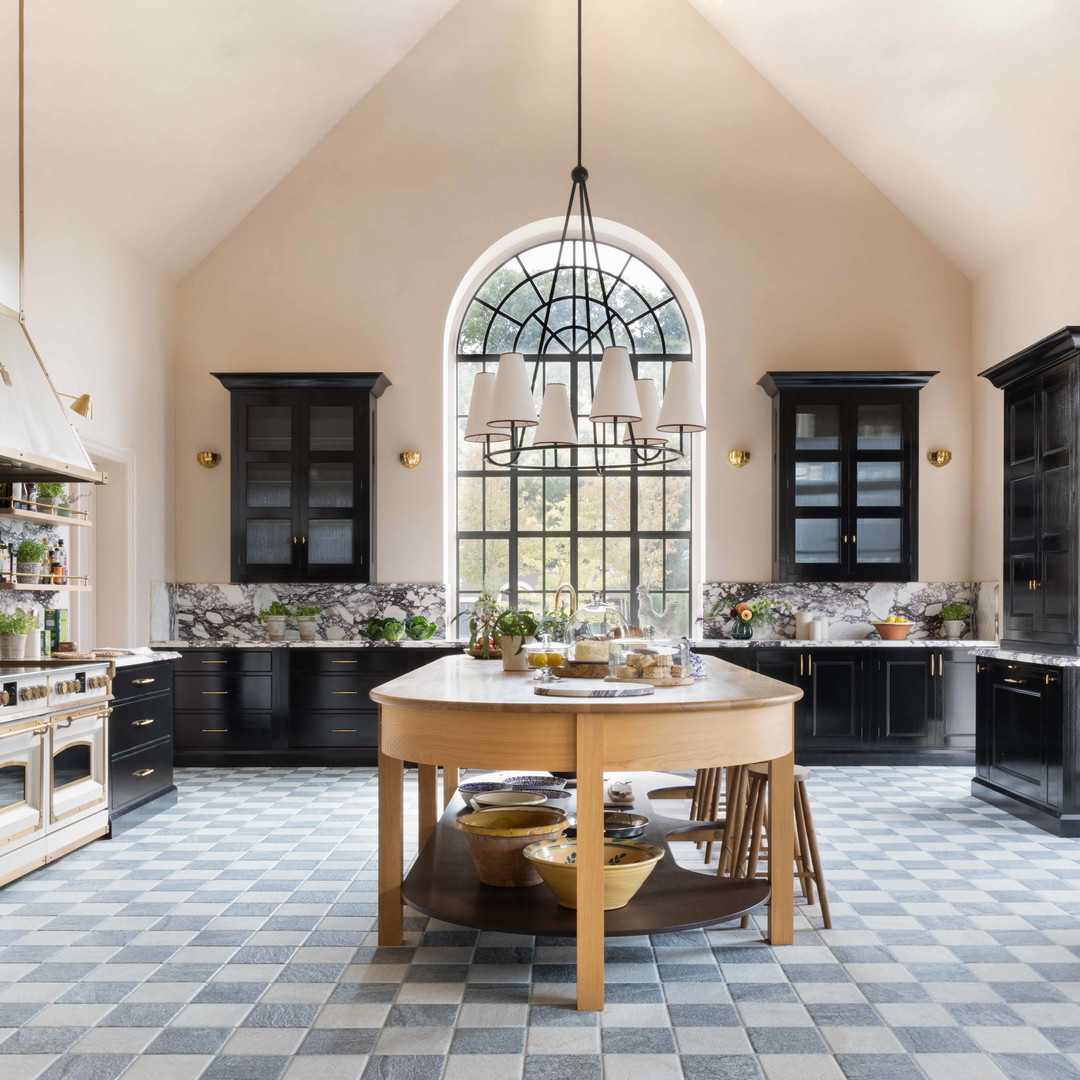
[708,596,793,629]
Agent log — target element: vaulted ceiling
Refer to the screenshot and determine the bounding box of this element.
[22,0,1080,280]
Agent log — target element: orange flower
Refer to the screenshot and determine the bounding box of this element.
[734,603,750,613]
[739,608,753,621]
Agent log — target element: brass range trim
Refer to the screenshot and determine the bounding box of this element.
[50,792,106,825]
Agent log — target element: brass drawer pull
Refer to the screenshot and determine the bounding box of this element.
[332,691,359,695]
[202,728,228,733]
[133,768,155,778]
[132,678,156,685]
[332,728,358,733]
[1046,674,1057,684]
[1003,677,1024,684]
[201,691,228,695]
[201,660,228,664]
[132,719,155,727]
[331,660,357,664]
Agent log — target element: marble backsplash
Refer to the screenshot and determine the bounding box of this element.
[701,581,999,641]
[152,582,446,642]
[0,518,72,620]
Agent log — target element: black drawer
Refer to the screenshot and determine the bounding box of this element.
[174,673,272,712]
[289,673,392,710]
[289,650,402,675]
[174,712,272,749]
[289,712,377,748]
[110,693,172,755]
[172,650,274,674]
[110,739,173,812]
[112,663,173,701]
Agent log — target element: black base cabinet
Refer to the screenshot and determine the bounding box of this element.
[165,647,460,767]
[972,657,1080,836]
[109,661,176,824]
[699,646,976,764]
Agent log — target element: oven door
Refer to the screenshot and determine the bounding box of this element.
[0,720,47,851]
[50,705,108,825]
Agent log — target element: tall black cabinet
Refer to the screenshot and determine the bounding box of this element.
[214,372,390,583]
[758,371,935,582]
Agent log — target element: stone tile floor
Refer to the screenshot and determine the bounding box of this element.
[0,765,1079,1079]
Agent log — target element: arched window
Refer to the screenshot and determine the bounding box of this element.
[454,238,694,632]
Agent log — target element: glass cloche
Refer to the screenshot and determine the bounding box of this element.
[608,638,691,681]
[564,593,628,663]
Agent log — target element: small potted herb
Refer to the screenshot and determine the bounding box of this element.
[294,605,322,641]
[14,539,47,584]
[404,615,437,641]
[35,482,65,513]
[0,610,36,659]
[56,489,83,518]
[496,609,539,671]
[256,600,292,641]
[939,602,971,640]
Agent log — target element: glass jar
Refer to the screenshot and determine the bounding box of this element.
[608,639,691,681]
[564,594,628,662]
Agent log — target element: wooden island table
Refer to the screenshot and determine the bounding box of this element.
[371,654,803,1010]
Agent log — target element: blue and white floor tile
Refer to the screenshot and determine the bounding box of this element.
[0,765,1078,1079]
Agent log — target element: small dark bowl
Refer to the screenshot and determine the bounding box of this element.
[505,775,567,790]
[514,787,571,803]
[457,782,509,795]
[564,811,649,839]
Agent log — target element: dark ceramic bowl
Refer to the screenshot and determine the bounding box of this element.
[514,787,572,803]
[564,811,649,839]
[505,775,567,790]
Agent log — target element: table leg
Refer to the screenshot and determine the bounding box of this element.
[443,766,459,809]
[378,734,404,946]
[575,713,605,1011]
[418,763,438,850]
[767,747,794,945]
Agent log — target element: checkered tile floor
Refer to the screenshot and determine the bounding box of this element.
[1,766,1079,1080]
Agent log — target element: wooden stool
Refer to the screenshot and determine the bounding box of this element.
[726,761,831,929]
[690,765,749,868]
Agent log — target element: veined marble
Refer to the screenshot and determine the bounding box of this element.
[701,581,999,641]
[975,647,1080,668]
[155,582,445,642]
[0,518,73,617]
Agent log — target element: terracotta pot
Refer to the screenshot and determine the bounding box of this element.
[455,807,567,887]
[265,615,287,641]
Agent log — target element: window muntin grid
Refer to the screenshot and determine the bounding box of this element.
[455,240,693,633]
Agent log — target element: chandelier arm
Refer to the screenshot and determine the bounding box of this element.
[536,184,580,359]
[578,186,595,359]
[579,182,617,349]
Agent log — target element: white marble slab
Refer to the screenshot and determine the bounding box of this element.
[974,647,1080,667]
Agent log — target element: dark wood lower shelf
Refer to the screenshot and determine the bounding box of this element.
[401,772,771,937]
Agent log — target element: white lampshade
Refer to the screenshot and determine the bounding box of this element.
[589,346,642,424]
[656,359,706,433]
[623,378,669,446]
[463,372,510,444]
[488,352,538,429]
[533,383,578,446]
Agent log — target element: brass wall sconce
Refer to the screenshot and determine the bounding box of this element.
[727,450,751,468]
[399,451,422,469]
[196,451,222,469]
[927,450,952,468]
[58,392,93,419]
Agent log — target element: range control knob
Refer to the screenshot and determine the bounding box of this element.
[0,690,8,706]
[36,684,48,699]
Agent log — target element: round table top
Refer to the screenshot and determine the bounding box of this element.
[370,654,802,714]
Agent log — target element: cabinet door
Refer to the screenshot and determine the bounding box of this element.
[982,661,1055,806]
[874,651,937,747]
[941,651,976,750]
[803,650,865,750]
[234,395,301,582]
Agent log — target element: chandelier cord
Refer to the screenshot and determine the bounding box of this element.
[577,0,583,169]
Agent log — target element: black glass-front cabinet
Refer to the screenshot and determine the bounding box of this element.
[214,373,390,583]
[758,372,935,583]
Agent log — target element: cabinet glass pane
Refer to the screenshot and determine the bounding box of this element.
[794,405,840,450]
[857,404,902,449]
[246,520,293,565]
[309,406,354,451]
[0,764,25,809]
[247,463,292,508]
[795,462,840,506]
[53,743,92,789]
[856,518,901,563]
[308,463,353,508]
[247,406,292,451]
[795,518,840,563]
[308,520,353,565]
[856,462,902,506]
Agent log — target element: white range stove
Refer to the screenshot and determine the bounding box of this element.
[0,659,112,886]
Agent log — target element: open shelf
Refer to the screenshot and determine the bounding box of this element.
[402,772,770,937]
[0,582,91,592]
[0,507,90,527]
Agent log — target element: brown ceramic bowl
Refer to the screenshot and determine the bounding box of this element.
[873,621,913,641]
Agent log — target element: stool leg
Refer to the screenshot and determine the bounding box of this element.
[793,784,815,905]
[703,768,723,864]
[739,775,767,929]
[797,780,831,929]
[717,765,746,879]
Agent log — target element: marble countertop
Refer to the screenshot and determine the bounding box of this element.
[104,648,183,668]
[974,646,1080,667]
[150,638,997,650]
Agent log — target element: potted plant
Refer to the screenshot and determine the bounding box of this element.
[14,538,47,584]
[256,600,292,641]
[496,608,539,671]
[294,605,322,641]
[0,609,36,659]
[708,596,793,641]
[940,601,971,640]
[451,589,503,658]
[404,615,438,640]
[35,482,65,513]
[56,489,83,518]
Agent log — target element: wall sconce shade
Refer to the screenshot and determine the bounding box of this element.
[399,451,422,468]
[58,392,93,419]
[196,451,221,468]
[927,450,952,467]
[727,450,751,468]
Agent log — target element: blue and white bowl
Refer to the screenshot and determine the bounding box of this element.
[514,787,571,803]
[458,782,509,796]
[505,775,567,790]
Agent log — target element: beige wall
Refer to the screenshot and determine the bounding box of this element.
[23,172,175,644]
[175,0,973,586]
[971,196,1080,583]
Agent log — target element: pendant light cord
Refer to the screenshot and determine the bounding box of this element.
[577,0,582,168]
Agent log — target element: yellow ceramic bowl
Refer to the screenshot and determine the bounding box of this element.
[523,838,665,910]
[455,807,568,887]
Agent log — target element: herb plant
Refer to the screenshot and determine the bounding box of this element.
[0,611,36,635]
[256,601,292,622]
[940,602,971,622]
[15,539,47,564]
